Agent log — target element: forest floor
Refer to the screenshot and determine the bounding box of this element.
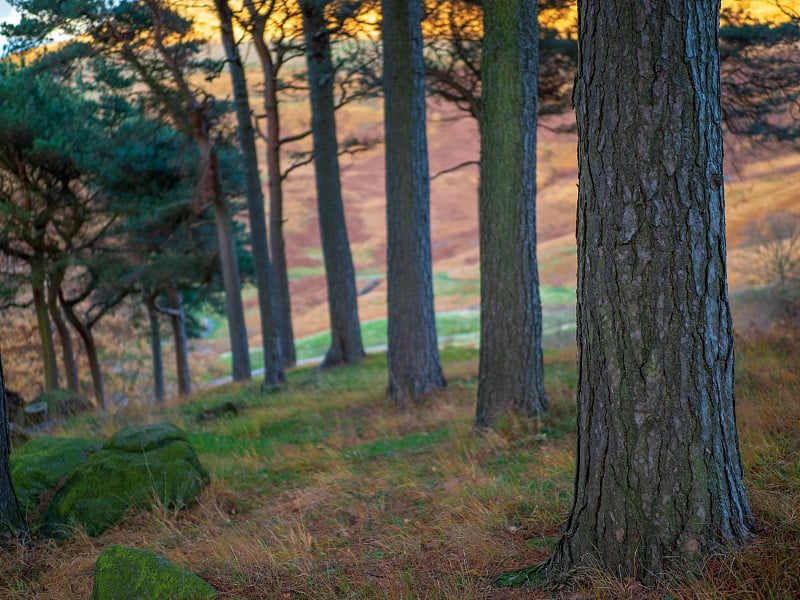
[3,323,799,599]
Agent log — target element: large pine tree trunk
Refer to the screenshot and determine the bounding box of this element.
[301,0,365,367]
[382,0,446,407]
[475,0,547,428]
[0,352,26,541]
[216,0,285,388]
[247,1,297,368]
[547,0,753,582]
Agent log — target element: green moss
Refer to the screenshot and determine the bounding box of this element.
[10,437,101,517]
[343,428,451,462]
[492,562,548,588]
[44,425,208,537]
[91,545,217,600]
[104,422,188,452]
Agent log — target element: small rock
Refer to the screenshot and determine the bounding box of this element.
[91,544,217,600]
[196,401,241,423]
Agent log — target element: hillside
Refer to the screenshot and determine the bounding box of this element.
[2,48,799,400]
[252,98,800,343]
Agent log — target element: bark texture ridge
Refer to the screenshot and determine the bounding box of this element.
[547,0,753,583]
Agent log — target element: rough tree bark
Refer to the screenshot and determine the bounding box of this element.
[0,352,26,541]
[301,0,365,367]
[216,0,285,388]
[246,0,298,368]
[382,0,446,406]
[544,0,754,583]
[475,0,547,428]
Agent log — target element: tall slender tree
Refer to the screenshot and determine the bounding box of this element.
[241,0,302,369]
[536,0,753,584]
[166,282,191,396]
[144,294,165,403]
[32,257,59,392]
[382,0,445,406]
[474,0,547,428]
[47,265,79,393]
[301,0,365,367]
[216,0,285,388]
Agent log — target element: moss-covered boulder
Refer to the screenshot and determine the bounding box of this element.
[91,544,217,600]
[10,436,102,518]
[44,423,209,537]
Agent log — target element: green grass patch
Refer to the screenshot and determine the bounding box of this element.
[433,272,480,297]
[11,325,800,599]
[217,295,577,372]
[343,427,451,462]
[287,265,326,280]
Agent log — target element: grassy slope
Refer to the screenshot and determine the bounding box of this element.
[4,324,799,599]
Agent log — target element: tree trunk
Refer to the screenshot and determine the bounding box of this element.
[382,0,446,407]
[203,143,251,382]
[216,0,285,388]
[60,299,106,410]
[167,284,191,397]
[0,352,26,541]
[47,269,79,393]
[146,295,165,404]
[301,0,365,367]
[247,1,297,368]
[475,0,547,428]
[546,0,753,583]
[31,259,58,392]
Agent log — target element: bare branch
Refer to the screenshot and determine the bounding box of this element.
[431,160,480,180]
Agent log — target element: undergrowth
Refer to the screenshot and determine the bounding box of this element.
[2,330,798,599]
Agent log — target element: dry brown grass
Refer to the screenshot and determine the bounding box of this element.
[2,323,798,599]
